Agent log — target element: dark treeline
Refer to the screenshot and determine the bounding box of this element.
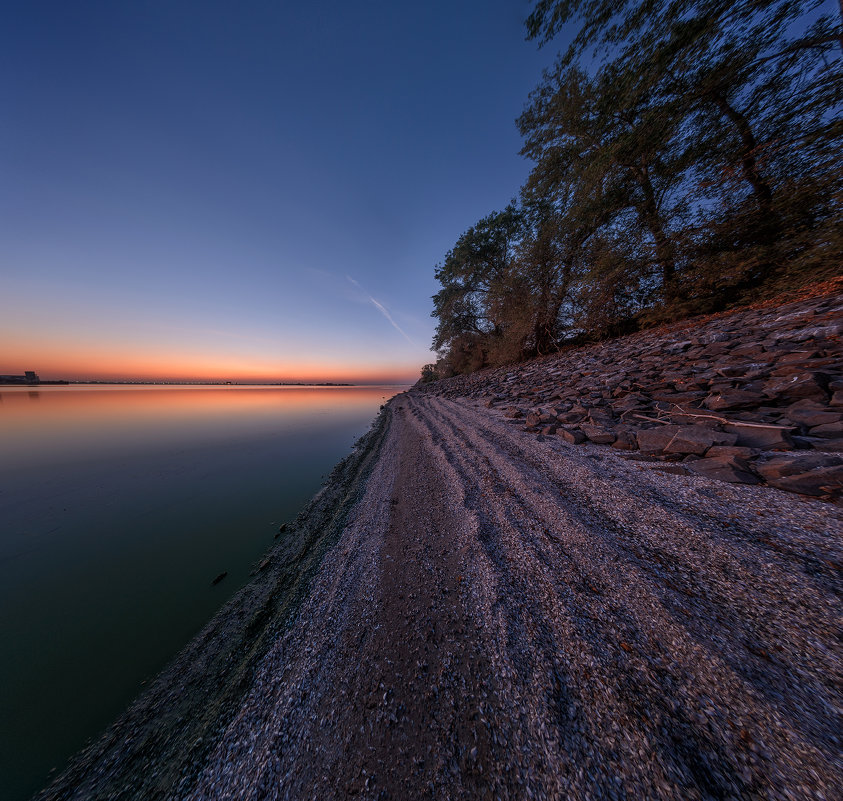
[424,0,842,381]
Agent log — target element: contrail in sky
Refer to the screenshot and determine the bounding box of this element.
[347,275,416,346]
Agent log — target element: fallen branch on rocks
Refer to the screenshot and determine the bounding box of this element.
[670,405,795,429]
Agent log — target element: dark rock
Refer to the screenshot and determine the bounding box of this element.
[664,340,693,354]
[611,430,639,450]
[767,465,843,497]
[808,421,843,439]
[782,401,841,428]
[581,424,616,445]
[762,372,829,402]
[687,456,761,484]
[663,426,738,456]
[636,425,681,454]
[704,389,764,411]
[777,349,820,363]
[540,424,558,435]
[754,453,842,481]
[723,423,795,450]
[706,445,756,460]
[558,427,586,444]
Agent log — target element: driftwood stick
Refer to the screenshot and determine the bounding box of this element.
[670,405,794,430]
[632,414,673,425]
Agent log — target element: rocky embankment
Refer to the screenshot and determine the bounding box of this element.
[418,290,843,500]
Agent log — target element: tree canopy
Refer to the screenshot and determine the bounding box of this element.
[427,0,842,379]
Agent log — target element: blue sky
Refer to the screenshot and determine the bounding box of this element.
[0,1,559,381]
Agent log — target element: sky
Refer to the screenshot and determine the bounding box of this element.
[0,1,559,383]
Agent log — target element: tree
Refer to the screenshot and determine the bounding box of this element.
[519,62,691,299]
[525,0,842,294]
[431,205,524,370]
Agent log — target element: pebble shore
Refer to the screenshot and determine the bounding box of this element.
[36,291,843,800]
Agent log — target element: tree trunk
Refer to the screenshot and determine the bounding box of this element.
[710,92,774,217]
[637,164,676,295]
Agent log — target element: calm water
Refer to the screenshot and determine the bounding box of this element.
[0,384,402,800]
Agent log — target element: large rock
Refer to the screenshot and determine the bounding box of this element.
[636,425,681,454]
[723,423,795,450]
[783,400,841,428]
[611,430,639,450]
[706,445,756,459]
[581,424,616,445]
[762,372,829,403]
[525,411,543,427]
[663,426,738,456]
[767,465,843,497]
[687,456,760,484]
[557,427,586,444]
[808,421,843,439]
[704,389,764,411]
[754,453,843,481]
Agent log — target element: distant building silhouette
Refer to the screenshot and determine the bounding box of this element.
[0,371,40,385]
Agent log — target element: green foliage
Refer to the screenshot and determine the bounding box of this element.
[429,0,842,374]
[419,364,438,383]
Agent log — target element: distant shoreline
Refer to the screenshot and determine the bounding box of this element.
[0,381,412,388]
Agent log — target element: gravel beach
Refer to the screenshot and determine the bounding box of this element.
[37,390,842,800]
[188,392,840,800]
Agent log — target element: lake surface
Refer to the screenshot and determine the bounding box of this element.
[0,384,403,800]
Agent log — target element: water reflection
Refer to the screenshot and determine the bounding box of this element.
[0,384,403,801]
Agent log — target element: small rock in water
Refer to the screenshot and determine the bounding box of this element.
[212,572,228,586]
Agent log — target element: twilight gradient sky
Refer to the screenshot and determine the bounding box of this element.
[1,1,557,383]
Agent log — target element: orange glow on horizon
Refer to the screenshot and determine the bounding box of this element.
[1,344,422,385]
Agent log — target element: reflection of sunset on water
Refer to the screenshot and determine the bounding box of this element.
[0,385,403,469]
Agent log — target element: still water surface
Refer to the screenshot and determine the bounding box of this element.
[0,384,402,800]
